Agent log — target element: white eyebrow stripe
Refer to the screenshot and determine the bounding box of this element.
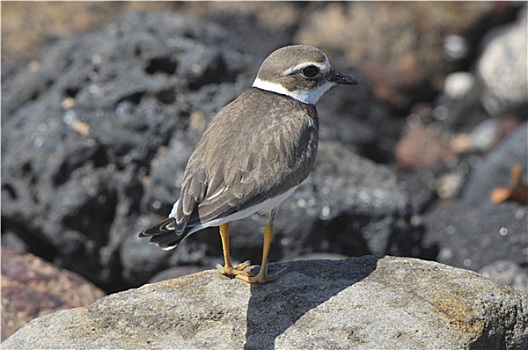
[282,60,330,76]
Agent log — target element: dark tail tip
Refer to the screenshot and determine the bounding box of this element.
[138,218,188,250]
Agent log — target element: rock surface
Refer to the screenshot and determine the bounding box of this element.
[423,123,528,273]
[1,0,527,323]
[2,257,526,349]
[1,247,105,341]
[479,260,528,293]
[477,8,528,116]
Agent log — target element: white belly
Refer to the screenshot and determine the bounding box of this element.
[170,185,298,235]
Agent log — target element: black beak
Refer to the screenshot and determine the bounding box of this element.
[331,69,359,85]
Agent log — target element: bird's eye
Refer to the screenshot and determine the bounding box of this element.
[300,65,320,79]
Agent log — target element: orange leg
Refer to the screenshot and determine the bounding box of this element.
[216,223,251,276]
[236,209,288,284]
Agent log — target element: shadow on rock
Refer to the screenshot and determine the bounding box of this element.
[3,256,526,349]
[244,256,379,350]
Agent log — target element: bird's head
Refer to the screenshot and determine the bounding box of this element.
[252,45,358,105]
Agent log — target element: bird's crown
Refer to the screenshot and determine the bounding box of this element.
[252,45,357,105]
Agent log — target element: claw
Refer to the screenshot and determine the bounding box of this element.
[236,264,289,284]
[217,210,289,284]
[217,260,252,277]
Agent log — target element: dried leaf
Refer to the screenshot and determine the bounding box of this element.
[491,164,528,204]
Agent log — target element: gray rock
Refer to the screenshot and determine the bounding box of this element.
[479,260,528,293]
[1,248,105,341]
[476,6,528,117]
[443,72,476,100]
[2,256,526,349]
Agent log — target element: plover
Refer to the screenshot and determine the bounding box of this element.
[139,45,358,283]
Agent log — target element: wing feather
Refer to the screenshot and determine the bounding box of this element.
[175,88,318,228]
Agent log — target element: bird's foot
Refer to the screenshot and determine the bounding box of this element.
[216,260,252,277]
[235,264,289,284]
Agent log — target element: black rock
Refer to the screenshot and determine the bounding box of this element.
[423,123,528,272]
[1,12,252,291]
[2,11,418,291]
[122,140,419,284]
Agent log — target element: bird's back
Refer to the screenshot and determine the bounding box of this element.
[175,87,319,230]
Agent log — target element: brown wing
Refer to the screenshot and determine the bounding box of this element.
[174,88,318,228]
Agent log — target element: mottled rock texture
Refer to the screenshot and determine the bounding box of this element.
[2,257,527,349]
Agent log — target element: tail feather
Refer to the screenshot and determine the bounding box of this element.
[138,218,190,250]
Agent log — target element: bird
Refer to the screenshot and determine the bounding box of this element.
[139,45,358,283]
